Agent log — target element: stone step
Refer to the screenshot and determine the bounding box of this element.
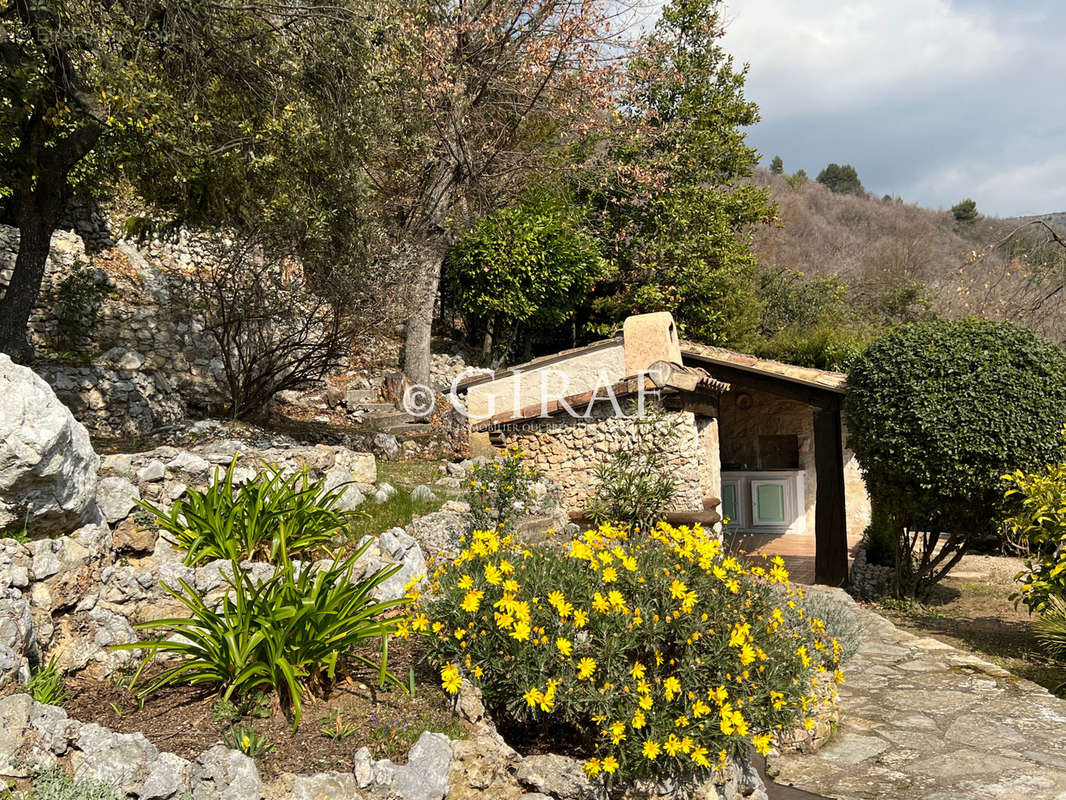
[344,388,381,406]
[353,402,399,414]
[383,422,437,437]
[366,410,419,426]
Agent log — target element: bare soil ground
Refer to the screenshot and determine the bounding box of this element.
[873,553,1066,695]
[60,639,470,778]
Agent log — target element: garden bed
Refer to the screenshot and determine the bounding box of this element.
[56,639,471,778]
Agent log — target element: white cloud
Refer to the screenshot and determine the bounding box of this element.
[716,0,1066,215]
[912,152,1066,218]
[723,0,1015,116]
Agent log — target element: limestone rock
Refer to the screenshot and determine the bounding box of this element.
[515,754,596,800]
[137,459,167,483]
[353,747,374,788]
[291,771,362,800]
[0,694,33,777]
[406,510,467,558]
[332,449,377,484]
[193,745,262,800]
[29,702,79,756]
[0,353,100,535]
[114,516,158,554]
[96,476,141,523]
[321,467,365,512]
[140,751,194,800]
[0,598,35,687]
[71,723,159,790]
[391,732,451,800]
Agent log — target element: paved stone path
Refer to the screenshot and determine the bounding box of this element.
[772,588,1066,800]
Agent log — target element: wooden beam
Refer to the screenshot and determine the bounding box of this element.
[682,358,841,408]
[813,400,849,586]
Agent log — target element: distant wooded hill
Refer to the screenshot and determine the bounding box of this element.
[750,169,1066,348]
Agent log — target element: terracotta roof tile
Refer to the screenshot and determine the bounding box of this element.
[679,341,847,394]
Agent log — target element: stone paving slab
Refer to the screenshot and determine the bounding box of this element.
[771,588,1066,800]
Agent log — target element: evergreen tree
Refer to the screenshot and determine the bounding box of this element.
[816,163,864,196]
[769,155,784,175]
[952,198,979,223]
[582,0,775,348]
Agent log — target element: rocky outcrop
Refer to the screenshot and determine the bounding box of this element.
[0,354,100,536]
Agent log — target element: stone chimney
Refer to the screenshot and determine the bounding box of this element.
[622,312,683,375]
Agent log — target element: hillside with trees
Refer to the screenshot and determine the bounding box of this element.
[746,165,1066,369]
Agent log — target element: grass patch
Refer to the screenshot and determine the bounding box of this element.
[379,460,447,489]
[349,491,445,542]
[364,708,469,760]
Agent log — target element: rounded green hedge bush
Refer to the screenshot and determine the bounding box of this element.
[846,317,1066,559]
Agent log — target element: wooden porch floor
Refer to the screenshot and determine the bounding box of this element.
[724,531,864,585]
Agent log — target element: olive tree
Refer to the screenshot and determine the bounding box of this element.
[845,318,1066,598]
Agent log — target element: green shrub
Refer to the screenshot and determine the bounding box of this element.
[117,537,404,726]
[768,586,862,663]
[139,456,355,566]
[754,322,870,373]
[463,445,538,535]
[409,522,841,787]
[26,658,71,706]
[26,767,117,800]
[845,318,1066,598]
[859,501,897,568]
[1004,462,1066,612]
[445,189,607,363]
[586,404,679,532]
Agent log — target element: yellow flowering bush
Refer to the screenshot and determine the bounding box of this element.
[406,522,843,786]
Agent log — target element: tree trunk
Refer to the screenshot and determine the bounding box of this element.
[0,118,101,363]
[403,240,449,386]
[0,207,58,363]
[480,313,496,363]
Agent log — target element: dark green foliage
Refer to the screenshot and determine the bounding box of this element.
[445,191,606,362]
[753,269,870,371]
[117,539,403,727]
[586,404,679,532]
[845,318,1066,596]
[859,501,898,568]
[138,457,355,566]
[54,264,108,353]
[769,155,784,175]
[816,163,864,196]
[951,198,979,223]
[754,323,870,373]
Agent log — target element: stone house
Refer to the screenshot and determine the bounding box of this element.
[456,312,870,585]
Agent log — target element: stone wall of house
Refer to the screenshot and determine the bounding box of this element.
[502,404,707,515]
[696,416,722,505]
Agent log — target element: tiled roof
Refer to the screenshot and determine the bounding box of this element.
[680,341,847,394]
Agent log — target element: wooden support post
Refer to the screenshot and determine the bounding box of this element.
[814,400,848,586]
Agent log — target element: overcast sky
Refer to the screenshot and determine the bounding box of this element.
[719,0,1066,218]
